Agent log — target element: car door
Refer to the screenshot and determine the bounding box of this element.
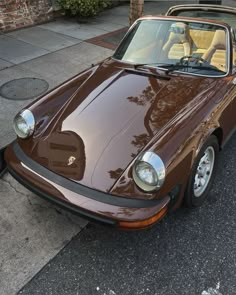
[212,36,236,145]
[220,41,236,143]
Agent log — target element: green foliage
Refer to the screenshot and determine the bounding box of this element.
[58,0,111,17]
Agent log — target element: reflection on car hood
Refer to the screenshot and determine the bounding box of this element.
[21,59,216,193]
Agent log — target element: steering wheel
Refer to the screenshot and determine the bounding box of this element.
[180,55,209,65]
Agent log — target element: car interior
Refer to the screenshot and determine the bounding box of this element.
[162,22,227,72]
[114,17,233,75]
[167,9,236,72]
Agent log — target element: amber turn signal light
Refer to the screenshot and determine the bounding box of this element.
[119,205,168,230]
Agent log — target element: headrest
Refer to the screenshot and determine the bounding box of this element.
[167,22,190,44]
[210,30,226,50]
[169,22,189,35]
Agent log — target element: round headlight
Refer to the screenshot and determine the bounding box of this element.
[13,109,35,139]
[133,151,165,192]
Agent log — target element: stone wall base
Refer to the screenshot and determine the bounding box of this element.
[0,0,53,32]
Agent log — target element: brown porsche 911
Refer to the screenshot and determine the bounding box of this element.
[1,4,236,229]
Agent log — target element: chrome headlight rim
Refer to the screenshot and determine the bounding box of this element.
[13,109,35,139]
[133,151,166,192]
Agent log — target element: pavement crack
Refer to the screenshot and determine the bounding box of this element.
[63,213,81,227]
[1,176,82,225]
[25,194,33,206]
[1,178,27,197]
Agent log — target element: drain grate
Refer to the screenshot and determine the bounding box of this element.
[0,77,49,100]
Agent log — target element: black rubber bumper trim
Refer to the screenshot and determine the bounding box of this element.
[8,166,117,226]
[12,142,167,208]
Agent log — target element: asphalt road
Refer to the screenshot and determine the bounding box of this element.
[19,133,236,295]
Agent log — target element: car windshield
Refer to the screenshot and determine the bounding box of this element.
[113,19,229,76]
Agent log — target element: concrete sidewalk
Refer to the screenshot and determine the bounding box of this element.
[0,3,131,295]
[0,1,235,294]
[0,4,129,295]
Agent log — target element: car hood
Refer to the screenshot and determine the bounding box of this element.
[21,59,215,193]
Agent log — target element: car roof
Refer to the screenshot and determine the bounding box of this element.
[138,15,231,30]
[166,4,236,16]
[165,4,236,29]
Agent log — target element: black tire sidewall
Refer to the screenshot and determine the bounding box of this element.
[184,136,219,208]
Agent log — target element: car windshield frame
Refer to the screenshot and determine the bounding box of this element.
[166,6,236,31]
[166,5,236,18]
[113,17,231,78]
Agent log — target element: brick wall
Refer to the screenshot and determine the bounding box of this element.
[0,0,53,32]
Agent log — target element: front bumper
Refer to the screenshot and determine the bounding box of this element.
[5,142,171,229]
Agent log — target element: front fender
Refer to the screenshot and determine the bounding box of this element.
[110,89,221,208]
[26,66,97,138]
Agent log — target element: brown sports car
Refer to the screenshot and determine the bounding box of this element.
[1,4,236,229]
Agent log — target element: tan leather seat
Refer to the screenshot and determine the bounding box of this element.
[202,30,227,71]
[162,22,191,60]
[233,45,236,68]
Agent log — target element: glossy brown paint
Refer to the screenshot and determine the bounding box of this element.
[5,144,170,226]
[16,59,233,195]
[4,14,236,228]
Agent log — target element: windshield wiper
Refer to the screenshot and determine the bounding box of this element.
[129,62,224,77]
[157,63,193,73]
[158,63,225,74]
[123,67,170,80]
[133,62,191,73]
[190,65,225,74]
[133,62,162,70]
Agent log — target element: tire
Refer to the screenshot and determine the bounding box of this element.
[184,135,219,208]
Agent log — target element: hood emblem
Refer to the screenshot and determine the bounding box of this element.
[67,156,76,166]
